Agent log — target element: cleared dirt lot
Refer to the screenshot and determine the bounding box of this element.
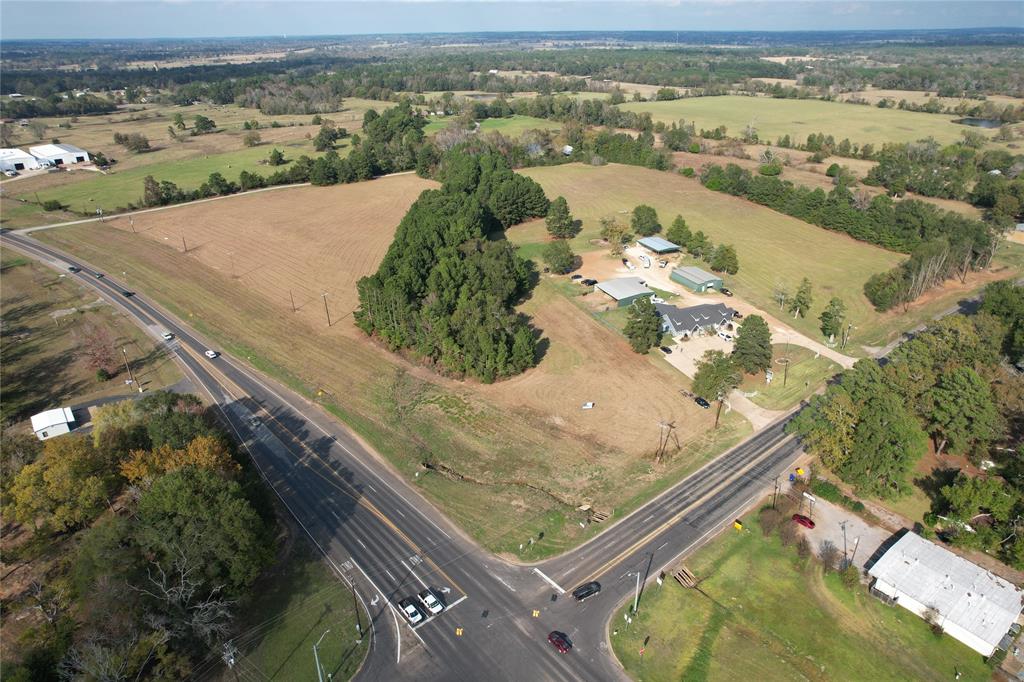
[37,177,749,555]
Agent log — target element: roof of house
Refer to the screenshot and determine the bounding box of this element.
[0,148,36,159]
[595,277,654,301]
[30,407,75,433]
[868,532,1024,650]
[656,302,736,331]
[29,143,87,157]
[637,237,680,253]
[672,265,721,284]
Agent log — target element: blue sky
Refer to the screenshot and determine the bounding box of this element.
[1,1,1021,40]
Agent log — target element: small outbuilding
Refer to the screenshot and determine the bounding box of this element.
[30,407,76,441]
[656,302,737,338]
[671,265,723,293]
[0,148,41,173]
[595,277,655,307]
[867,532,1024,657]
[29,143,90,167]
[637,237,681,254]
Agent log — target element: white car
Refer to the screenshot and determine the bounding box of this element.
[204,350,219,359]
[400,598,425,625]
[161,331,174,341]
[3,170,17,178]
[718,331,734,342]
[419,589,444,615]
[651,296,665,304]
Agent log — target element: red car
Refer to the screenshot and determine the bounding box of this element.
[547,631,572,654]
[792,514,815,529]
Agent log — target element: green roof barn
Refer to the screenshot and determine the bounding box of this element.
[670,266,723,293]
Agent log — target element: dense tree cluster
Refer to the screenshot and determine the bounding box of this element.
[0,93,116,119]
[791,302,1024,563]
[355,149,548,382]
[2,392,272,681]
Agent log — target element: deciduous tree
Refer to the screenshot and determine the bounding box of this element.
[630,204,661,237]
[788,278,813,318]
[732,315,772,374]
[819,296,846,340]
[542,240,575,275]
[623,297,662,354]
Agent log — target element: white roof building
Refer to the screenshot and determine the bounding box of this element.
[868,532,1024,657]
[594,277,655,307]
[29,143,90,167]
[0,148,41,173]
[30,407,76,441]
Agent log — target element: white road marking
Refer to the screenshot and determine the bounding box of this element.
[656,541,669,552]
[401,559,430,589]
[357,538,367,550]
[533,567,566,594]
[642,515,654,523]
[385,569,396,582]
[445,594,468,611]
[330,509,341,522]
[494,574,518,593]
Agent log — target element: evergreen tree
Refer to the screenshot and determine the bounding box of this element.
[928,367,999,456]
[545,196,577,238]
[542,240,575,274]
[789,278,813,318]
[686,230,710,258]
[710,244,739,274]
[268,148,285,166]
[819,297,846,340]
[631,204,661,237]
[732,315,772,374]
[623,297,662,354]
[666,214,691,247]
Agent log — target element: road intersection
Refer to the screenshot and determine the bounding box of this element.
[4,231,805,681]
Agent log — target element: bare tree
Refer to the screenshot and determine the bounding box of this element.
[29,580,67,630]
[80,324,119,375]
[818,539,841,572]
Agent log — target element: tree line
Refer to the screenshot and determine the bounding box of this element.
[355,147,549,383]
[2,392,273,681]
[788,283,1024,564]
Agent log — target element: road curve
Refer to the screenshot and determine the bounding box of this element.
[3,231,805,681]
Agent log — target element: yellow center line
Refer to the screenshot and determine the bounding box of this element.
[572,434,793,587]
[181,343,468,597]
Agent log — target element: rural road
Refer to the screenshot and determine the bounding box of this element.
[3,231,805,681]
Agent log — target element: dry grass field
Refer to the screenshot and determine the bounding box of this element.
[836,87,1024,108]
[35,175,748,557]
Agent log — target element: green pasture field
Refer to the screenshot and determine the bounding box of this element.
[423,114,562,137]
[619,95,987,146]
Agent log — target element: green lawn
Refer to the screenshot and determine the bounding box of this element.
[518,163,905,352]
[12,139,325,216]
[741,344,841,410]
[423,114,561,137]
[611,515,992,682]
[224,545,368,682]
[620,95,984,146]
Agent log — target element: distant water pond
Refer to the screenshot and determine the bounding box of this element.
[954,117,1003,128]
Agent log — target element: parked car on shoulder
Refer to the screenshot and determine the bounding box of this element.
[694,396,711,409]
[792,514,815,529]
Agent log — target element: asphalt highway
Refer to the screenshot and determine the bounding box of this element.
[3,231,806,682]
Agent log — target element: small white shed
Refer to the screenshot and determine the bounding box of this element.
[30,407,76,441]
[29,143,90,167]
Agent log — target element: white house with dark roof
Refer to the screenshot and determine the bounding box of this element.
[656,302,737,338]
[868,532,1024,657]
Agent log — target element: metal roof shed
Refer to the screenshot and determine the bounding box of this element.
[637,237,680,254]
[595,277,655,307]
[671,266,723,293]
[30,407,76,441]
[867,532,1024,657]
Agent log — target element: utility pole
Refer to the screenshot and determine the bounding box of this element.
[714,394,724,429]
[129,215,135,233]
[353,588,363,643]
[321,292,332,327]
[181,232,187,252]
[313,629,330,682]
[772,476,780,510]
[840,520,849,569]
[122,347,142,393]
[632,570,641,614]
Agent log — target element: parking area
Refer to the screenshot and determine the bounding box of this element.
[661,332,733,378]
